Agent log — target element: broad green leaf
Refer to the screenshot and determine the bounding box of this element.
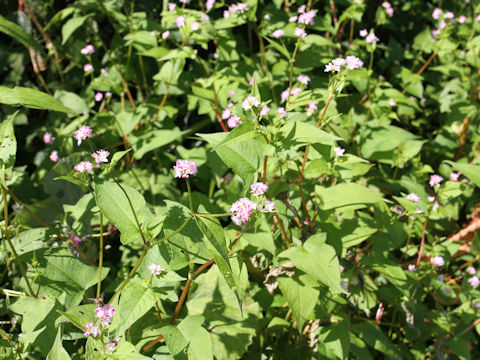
[56,304,96,331]
[86,336,103,360]
[352,321,399,359]
[195,206,242,307]
[0,111,17,187]
[46,326,71,360]
[155,325,188,356]
[0,86,73,113]
[214,123,258,150]
[279,236,342,292]
[61,15,89,45]
[177,315,213,360]
[187,265,261,360]
[110,340,152,359]
[262,34,290,59]
[0,14,42,51]
[316,183,383,211]
[277,273,319,331]
[94,180,146,245]
[444,161,480,188]
[54,90,88,115]
[115,279,157,333]
[279,121,342,147]
[317,318,351,359]
[106,149,132,172]
[10,295,60,356]
[131,129,184,160]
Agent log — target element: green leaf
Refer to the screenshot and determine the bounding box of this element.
[94,180,146,245]
[278,121,342,150]
[316,183,384,211]
[352,321,399,359]
[277,273,319,331]
[54,90,88,115]
[86,336,103,360]
[0,14,42,51]
[46,326,71,360]
[0,86,73,113]
[106,149,132,172]
[262,35,290,59]
[110,340,152,359]
[61,15,89,45]
[279,236,342,292]
[195,207,243,307]
[214,123,258,150]
[131,129,184,160]
[0,111,17,187]
[56,304,96,331]
[317,318,351,359]
[155,325,188,356]
[177,315,213,360]
[114,279,157,333]
[444,161,480,188]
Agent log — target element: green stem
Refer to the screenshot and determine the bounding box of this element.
[97,213,104,298]
[2,187,36,297]
[150,216,192,247]
[186,179,194,214]
[108,247,148,305]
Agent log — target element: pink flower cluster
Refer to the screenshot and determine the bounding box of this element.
[297,74,310,85]
[333,147,345,157]
[306,102,317,116]
[83,321,100,337]
[43,132,55,144]
[281,87,302,103]
[224,3,248,18]
[250,182,268,196]
[324,56,363,73]
[272,29,285,39]
[105,337,122,352]
[148,263,164,276]
[382,2,394,17]
[173,160,198,178]
[432,256,445,267]
[80,44,95,55]
[406,192,420,203]
[242,95,260,110]
[74,161,94,174]
[429,174,443,188]
[74,125,93,146]
[92,150,110,164]
[230,197,257,226]
[431,9,459,38]
[95,304,115,325]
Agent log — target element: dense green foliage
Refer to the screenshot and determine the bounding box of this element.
[1,0,480,359]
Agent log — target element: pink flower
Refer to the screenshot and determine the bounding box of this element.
[94,92,103,102]
[406,193,420,203]
[206,0,215,10]
[168,2,176,11]
[476,14,480,21]
[173,160,198,178]
[366,33,379,43]
[294,27,307,38]
[105,92,112,98]
[230,197,256,226]
[250,182,268,196]
[385,7,394,17]
[260,200,275,212]
[438,20,447,30]
[298,10,316,25]
[249,77,254,86]
[95,304,115,325]
[242,95,260,110]
[80,44,95,55]
[429,174,443,188]
[83,322,100,337]
[306,102,318,116]
[458,15,467,24]
[444,11,454,19]
[432,8,442,20]
[432,256,445,267]
[83,63,93,73]
[297,74,310,85]
[222,109,231,120]
[105,337,122,352]
[74,126,93,146]
[298,5,306,13]
[148,264,164,276]
[162,31,170,39]
[333,147,345,157]
[175,16,186,28]
[272,29,285,39]
[74,161,94,174]
[291,87,302,96]
[408,264,417,273]
[101,68,108,76]
[345,56,363,70]
[229,90,235,97]
[468,276,480,288]
[49,151,59,162]
[43,132,55,144]
[278,107,287,118]
[359,29,368,37]
[191,22,200,31]
[91,150,110,164]
[260,103,270,117]
[227,114,242,128]
[289,16,298,23]
[467,267,477,275]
